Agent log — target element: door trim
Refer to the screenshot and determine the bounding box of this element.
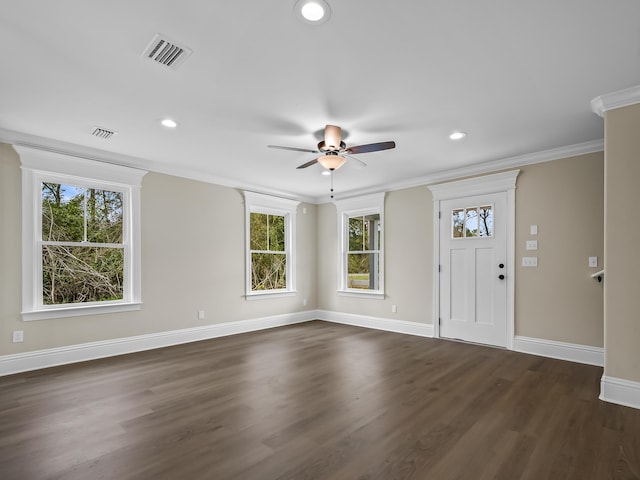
[428,170,519,349]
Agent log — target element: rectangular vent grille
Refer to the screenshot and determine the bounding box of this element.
[142,34,193,70]
[91,126,117,139]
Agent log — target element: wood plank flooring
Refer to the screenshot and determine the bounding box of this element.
[1,321,639,479]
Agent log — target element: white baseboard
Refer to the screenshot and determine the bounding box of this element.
[513,335,604,366]
[0,311,316,377]
[600,376,640,410]
[317,310,434,338]
[1,312,610,380]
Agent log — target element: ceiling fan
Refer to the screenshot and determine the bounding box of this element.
[268,124,396,171]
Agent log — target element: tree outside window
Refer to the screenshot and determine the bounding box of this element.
[244,191,298,297]
[41,182,125,305]
[249,213,287,291]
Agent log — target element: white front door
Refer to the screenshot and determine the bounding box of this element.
[439,192,508,347]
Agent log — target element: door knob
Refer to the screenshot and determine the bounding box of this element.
[498,274,505,280]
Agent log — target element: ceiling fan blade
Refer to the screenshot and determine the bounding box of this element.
[345,154,367,168]
[296,158,319,169]
[346,141,396,155]
[324,125,342,150]
[268,145,319,153]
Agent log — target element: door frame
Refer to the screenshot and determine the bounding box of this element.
[428,170,519,349]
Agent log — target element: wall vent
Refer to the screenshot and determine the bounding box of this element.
[91,126,118,139]
[142,34,193,70]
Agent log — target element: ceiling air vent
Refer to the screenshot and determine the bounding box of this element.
[91,126,118,140]
[142,34,193,70]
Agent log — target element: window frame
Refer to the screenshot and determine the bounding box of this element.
[335,193,385,299]
[244,191,299,299]
[18,146,146,321]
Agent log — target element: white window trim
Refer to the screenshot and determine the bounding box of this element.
[17,145,147,321]
[244,191,300,298]
[334,192,385,299]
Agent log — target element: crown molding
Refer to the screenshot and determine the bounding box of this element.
[0,128,316,204]
[1,127,603,206]
[326,139,603,203]
[591,85,640,118]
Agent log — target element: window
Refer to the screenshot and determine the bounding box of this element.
[347,213,381,290]
[41,183,125,304]
[244,192,299,297]
[335,193,385,298]
[18,146,146,320]
[452,205,493,238]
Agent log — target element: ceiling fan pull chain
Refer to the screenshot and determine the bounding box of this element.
[330,171,334,199]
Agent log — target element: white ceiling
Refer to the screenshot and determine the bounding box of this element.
[1,1,639,202]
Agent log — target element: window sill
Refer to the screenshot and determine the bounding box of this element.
[245,291,297,301]
[337,290,385,300]
[22,302,142,321]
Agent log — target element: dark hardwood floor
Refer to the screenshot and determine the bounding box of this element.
[1,321,639,479]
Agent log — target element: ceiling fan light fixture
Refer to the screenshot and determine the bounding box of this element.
[317,154,346,170]
[295,0,331,24]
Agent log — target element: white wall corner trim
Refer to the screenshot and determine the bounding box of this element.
[0,311,317,377]
[591,84,640,117]
[600,376,640,410]
[317,310,434,338]
[513,336,604,366]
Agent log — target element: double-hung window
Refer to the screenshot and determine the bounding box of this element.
[335,193,385,298]
[18,146,146,320]
[244,192,299,297]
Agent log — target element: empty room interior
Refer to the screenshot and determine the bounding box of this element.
[1,1,640,479]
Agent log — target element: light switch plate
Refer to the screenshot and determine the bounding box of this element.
[530,225,538,235]
[522,257,538,267]
[589,256,598,268]
[526,240,538,251]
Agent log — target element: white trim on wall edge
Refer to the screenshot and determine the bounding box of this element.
[513,336,604,367]
[1,314,610,378]
[600,376,640,410]
[317,310,434,338]
[0,311,317,377]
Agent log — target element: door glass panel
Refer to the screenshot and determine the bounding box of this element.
[452,209,464,238]
[465,208,478,237]
[479,206,493,237]
[452,205,493,238]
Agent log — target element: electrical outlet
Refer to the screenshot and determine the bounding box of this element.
[12,330,24,343]
[198,310,205,319]
[589,256,598,268]
[530,225,538,235]
[303,298,308,306]
[391,304,398,313]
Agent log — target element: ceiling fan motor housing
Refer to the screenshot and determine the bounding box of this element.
[317,140,346,153]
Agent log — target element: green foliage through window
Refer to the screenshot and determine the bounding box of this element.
[250,213,287,291]
[41,182,124,305]
[347,213,380,290]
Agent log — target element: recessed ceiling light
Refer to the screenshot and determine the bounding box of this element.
[449,131,467,140]
[161,118,178,128]
[302,2,324,20]
[295,0,331,24]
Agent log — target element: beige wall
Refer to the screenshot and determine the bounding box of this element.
[316,186,434,324]
[0,144,317,356]
[317,156,605,346]
[603,103,640,382]
[515,153,604,346]
[0,140,608,360]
